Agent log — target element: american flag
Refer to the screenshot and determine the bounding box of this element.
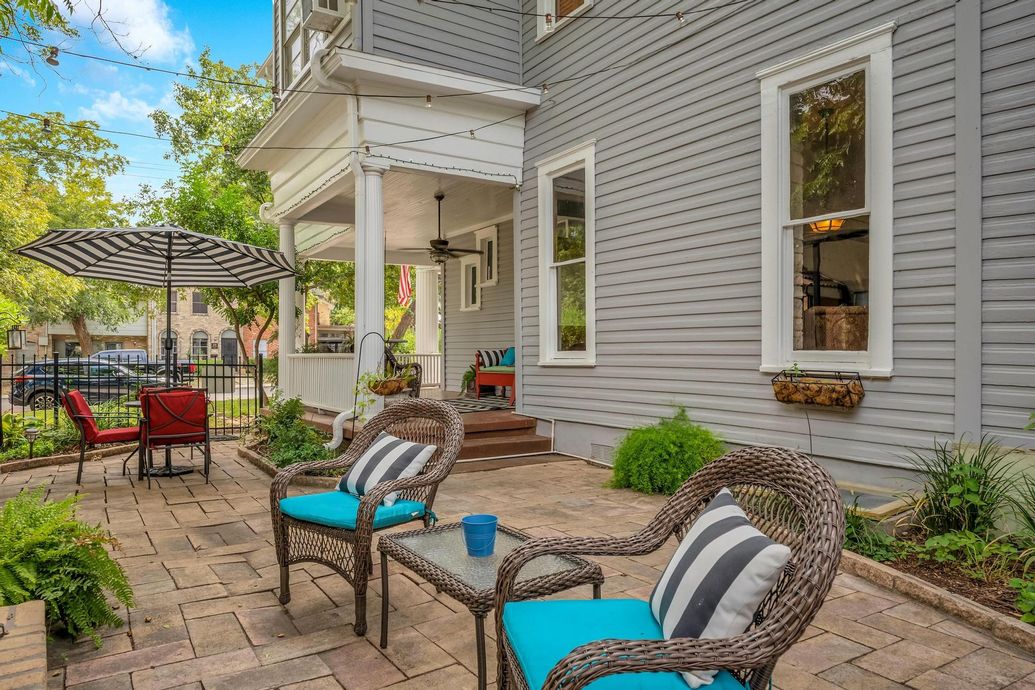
[397,265,413,308]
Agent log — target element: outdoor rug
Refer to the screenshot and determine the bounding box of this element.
[444,395,514,414]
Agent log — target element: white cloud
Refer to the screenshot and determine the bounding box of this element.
[72,0,194,65]
[0,62,37,87]
[79,91,160,123]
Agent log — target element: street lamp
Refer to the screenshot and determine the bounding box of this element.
[6,326,25,351]
[24,425,40,459]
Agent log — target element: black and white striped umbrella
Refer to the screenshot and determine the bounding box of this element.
[14,224,295,288]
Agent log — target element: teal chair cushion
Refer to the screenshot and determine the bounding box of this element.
[279,491,425,531]
[501,346,516,366]
[503,599,747,690]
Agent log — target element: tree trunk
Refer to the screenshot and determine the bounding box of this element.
[390,306,414,343]
[69,314,93,355]
[252,311,275,405]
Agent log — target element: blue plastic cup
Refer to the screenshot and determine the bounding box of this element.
[461,514,498,557]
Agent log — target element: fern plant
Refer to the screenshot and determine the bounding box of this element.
[0,487,134,646]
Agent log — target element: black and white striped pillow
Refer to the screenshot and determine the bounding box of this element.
[477,349,507,367]
[337,432,437,507]
[650,488,791,688]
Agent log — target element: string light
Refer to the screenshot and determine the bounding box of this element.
[272,86,282,104]
[544,12,554,31]
[541,83,549,94]
[45,46,59,66]
[425,95,433,108]
[676,11,686,24]
[42,118,53,134]
[469,129,476,139]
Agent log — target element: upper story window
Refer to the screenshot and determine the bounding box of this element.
[537,141,596,365]
[758,23,894,377]
[192,291,208,315]
[276,0,349,93]
[536,0,593,40]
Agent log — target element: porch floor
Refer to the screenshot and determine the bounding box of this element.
[4,444,1032,689]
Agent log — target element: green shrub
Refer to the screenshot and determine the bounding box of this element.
[912,530,1020,582]
[252,395,333,468]
[844,501,902,563]
[0,487,133,646]
[1012,471,1035,540]
[904,435,1016,535]
[610,408,724,495]
[1009,578,1035,624]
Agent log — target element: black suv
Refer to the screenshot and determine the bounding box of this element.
[9,358,162,410]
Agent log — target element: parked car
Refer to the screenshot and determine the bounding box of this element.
[90,349,197,382]
[9,359,163,410]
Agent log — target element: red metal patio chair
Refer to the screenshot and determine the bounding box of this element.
[60,390,141,485]
[140,387,212,487]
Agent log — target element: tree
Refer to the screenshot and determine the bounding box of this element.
[0,113,145,354]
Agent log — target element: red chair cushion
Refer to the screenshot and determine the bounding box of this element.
[62,391,101,442]
[143,389,208,448]
[94,427,141,444]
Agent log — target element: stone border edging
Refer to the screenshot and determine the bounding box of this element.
[0,443,138,474]
[840,549,1034,654]
[236,445,338,488]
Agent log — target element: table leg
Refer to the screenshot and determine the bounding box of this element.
[474,613,487,690]
[379,551,389,649]
[593,582,602,599]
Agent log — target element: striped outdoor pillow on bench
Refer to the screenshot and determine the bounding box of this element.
[338,432,437,507]
[650,488,791,688]
[476,348,509,367]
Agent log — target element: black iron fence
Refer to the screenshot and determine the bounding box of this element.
[0,352,265,445]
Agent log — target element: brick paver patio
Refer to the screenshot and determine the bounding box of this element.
[1,442,1032,690]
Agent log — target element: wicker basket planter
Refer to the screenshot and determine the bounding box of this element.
[367,377,410,396]
[771,370,864,408]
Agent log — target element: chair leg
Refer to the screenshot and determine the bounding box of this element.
[279,565,291,605]
[121,445,139,477]
[354,593,367,636]
[76,443,86,484]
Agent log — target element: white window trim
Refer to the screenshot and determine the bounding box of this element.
[475,226,499,287]
[758,23,895,379]
[535,0,593,41]
[537,140,596,366]
[459,254,481,312]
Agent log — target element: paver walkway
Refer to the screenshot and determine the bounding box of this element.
[1,443,1032,689]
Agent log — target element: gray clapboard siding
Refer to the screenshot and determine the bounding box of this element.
[981,0,1035,448]
[444,222,515,391]
[368,0,521,83]
[516,0,964,471]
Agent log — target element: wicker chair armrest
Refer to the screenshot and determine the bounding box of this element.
[541,634,777,690]
[269,449,362,506]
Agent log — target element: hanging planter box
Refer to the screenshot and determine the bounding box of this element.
[368,377,410,396]
[771,370,864,408]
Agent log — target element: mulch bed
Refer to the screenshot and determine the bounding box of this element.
[881,552,1026,621]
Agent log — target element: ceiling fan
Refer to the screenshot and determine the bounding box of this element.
[400,192,482,265]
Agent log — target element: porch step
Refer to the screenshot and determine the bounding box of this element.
[458,433,552,461]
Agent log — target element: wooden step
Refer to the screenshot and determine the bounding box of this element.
[458,434,552,460]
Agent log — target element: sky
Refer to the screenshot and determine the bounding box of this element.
[1,0,272,201]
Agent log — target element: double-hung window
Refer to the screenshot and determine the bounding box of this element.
[537,141,595,365]
[536,0,592,39]
[759,24,894,377]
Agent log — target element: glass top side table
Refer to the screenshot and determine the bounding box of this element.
[378,522,604,690]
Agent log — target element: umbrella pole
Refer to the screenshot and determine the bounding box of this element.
[151,236,191,479]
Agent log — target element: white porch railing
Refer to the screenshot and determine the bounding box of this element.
[396,353,443,388]
[283,354,356,412]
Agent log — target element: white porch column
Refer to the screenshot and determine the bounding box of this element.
[355,163,388,415]
[414,266,440,354]
[277,221,297,394]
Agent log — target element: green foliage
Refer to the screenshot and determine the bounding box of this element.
[1009,578,1035,624]
[460,365,476,392]
[843,502,902,563]
[610,408,725,495]
[1013,472,1035,539]
[0,487,133,645]
[912,531,1020,582]
[904,436,1017,535]
[252,396,332,468]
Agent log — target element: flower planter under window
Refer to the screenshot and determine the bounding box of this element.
[771,370,864,408]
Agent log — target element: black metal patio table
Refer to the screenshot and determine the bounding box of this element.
[378,522,604,690]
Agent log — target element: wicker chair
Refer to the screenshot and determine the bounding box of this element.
[270,398,464,635]
[494,446,845,690]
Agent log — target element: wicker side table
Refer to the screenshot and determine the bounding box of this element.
[378,522,603,690]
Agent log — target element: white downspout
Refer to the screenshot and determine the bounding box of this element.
[313,47,363,450]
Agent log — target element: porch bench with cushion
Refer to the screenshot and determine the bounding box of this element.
[475,347,515,405]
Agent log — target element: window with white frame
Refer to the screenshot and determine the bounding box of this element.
[537,141,595,365]
[459,255,481,311]
[476,226,498,287]
[278,0,331,91]
[759,24,894,377]
[536,0,592,39]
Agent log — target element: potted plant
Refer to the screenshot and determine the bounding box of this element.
[771,364,864,408]
[460,365,476,397]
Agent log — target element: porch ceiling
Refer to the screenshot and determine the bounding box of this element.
[299,168,512,263]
